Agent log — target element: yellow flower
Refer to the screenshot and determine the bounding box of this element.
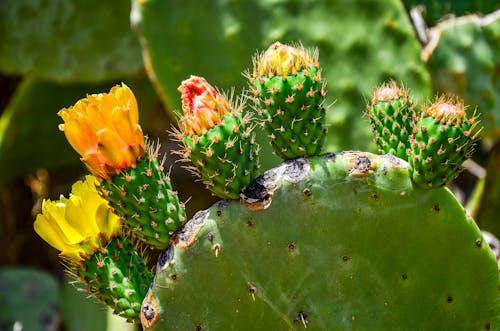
[34,176,121,261]
[177,76,231,136]
[58,84,145,180]
[252,42,319,78]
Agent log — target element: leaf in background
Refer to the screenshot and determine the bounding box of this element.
[0,0,143,83]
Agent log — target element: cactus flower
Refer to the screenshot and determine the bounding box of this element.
[34,176,121,261]
[252,42,319,78]
[58,84,145,180]
[178,75,231,136]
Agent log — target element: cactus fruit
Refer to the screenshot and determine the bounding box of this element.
[249,42,327,159]
[58,84,186,248]
[409,95,481,188]
[367,80,416,160]
[141,153,500,330]
[175,76,260,199]
[33,175,152,322]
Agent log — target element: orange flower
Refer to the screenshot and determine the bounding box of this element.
[58,84,145,180]
[178,76,231,136]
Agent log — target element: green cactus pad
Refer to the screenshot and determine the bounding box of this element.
[180,113,260,200]
[251,62,327,159]
[101,152,186,249]
[0,0,142,82]
[368,81,416,160]
[141,152,500,330]
[74,236,152,322]
[0,268,60,331]
[409,98,480,188]
[423,11,500,140]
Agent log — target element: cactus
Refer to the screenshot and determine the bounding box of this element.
[33,175,153,322]
[58,84,186,249]
[175,76,260,199]
[33,38,500,330]
[248,42,327,159]
[141,153,500,330]
[367,80,416,160]
[409,95,481,188]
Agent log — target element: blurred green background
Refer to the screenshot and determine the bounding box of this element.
[0,0,498,330]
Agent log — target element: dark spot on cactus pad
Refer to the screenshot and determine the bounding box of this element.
[401,273,408,280]
[446,296,453,303]
[347,153,374,177]
[283,158,310,183]
[216,209,222,217]
[433,204,440,212]
[169,273,178,281]
[205,232,214,243]
[196,324,203,330]
[371,192,379,200]
[303,188,312,197]
[288,242,296,252]
[476,239,483,248]
[156,246,174,274]
[324,152,336,161]
[294,311,309,326]
[140,290,159,328]
[342,255,350,262]
[246,219,254,227]
[485,323,491,330]
[247,282,257,298]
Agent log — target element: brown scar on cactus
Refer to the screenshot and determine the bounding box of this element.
[140,289,159,329]
[172,209,210,249]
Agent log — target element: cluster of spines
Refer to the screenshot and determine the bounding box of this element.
[409,96,481,188]
[100,144,186,249]
[69,236,152,322]
[367,81,416,160]
[248,42,328,159]
[177,111,260,200]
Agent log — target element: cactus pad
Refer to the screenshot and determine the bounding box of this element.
[141,152,500,330]
[101,152,186,249]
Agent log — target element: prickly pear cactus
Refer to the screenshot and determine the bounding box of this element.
[140,153,500,330]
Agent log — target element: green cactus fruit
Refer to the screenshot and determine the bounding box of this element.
[71,236,152,323]
[249,42,327,159]
[176,76,260,200]
[409,96,481,188]
[367,80,416,160]
[101,148,187,249]
[140,152,500,330]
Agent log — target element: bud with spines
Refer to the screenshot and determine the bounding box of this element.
[248,42,328,159]
[409,95,481,188]
[176,76,260,199]
[368,81,416,160]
